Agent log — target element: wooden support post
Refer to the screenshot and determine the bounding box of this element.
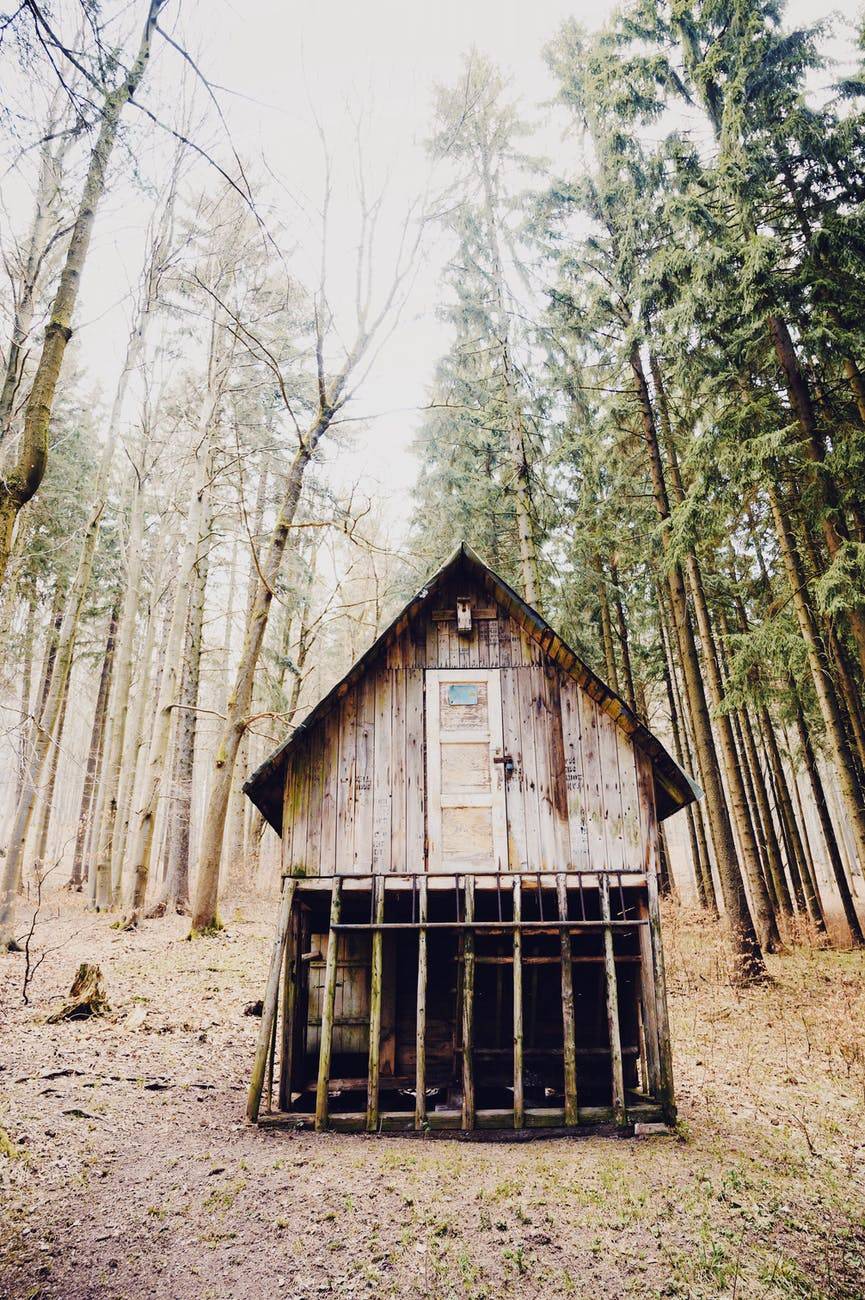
[646,869,676,1125]
[557,871,578,1126]
[636,899,661,1098]
[315,877,343,1132]
[278,903,299,1111]
[366,876,385,1132]
[512,875,524,1130]
[247,878,296,1123]
[461,875,476,1132]
[599,874,627,1126]
[415,876,428,1129]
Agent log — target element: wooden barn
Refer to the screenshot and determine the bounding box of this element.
[244,543,698,1135]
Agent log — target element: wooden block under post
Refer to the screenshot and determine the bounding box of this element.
[557,872,579,1126]
[415,877,428,1129]
[315,877,343,1132]
[599,874,627,1127]
[512,876,524,1130]
[247,879,296,1123]
[366,877,386,1132]
[461,875,476,1131]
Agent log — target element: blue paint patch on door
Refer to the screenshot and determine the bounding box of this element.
[448,684,479,706]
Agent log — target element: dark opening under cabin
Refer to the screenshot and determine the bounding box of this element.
[244,543,699,1136]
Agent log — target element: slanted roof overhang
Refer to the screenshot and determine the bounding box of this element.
[244,542,701,835]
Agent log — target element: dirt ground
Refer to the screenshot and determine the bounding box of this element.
[1,894,864,1300]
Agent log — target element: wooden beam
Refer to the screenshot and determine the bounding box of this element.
[278,903,299,1110]
[647,868,676,1125]
[461,875,476,1132]
[513,876,524,1130]
[366,877,385,1132]
[415,876,428,1129]
[314,877,343,1132]
[247,879,296,1123]
[557,872,579,1126]
[599,874,627,1126]
[636,898,661,1098]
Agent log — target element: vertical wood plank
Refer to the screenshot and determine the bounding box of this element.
[579,692,606,871]
[557,871,579,1125]
[598,710,626,872]
[461,875,476,1131]
[515,666,542,871]
[547,669,573,871]
[247,879,296,1122]
[501,668,527,870]
[305,729,324,876]
[405,668,425,872]
[415,876,428,1128]
[637,897,662,1097]
[560,676,590,871]
[373,667,392,873]
[335,692,357,876]
[391,669,406,873]
[599,873,627,1126]
[319,709,339,877]
[617,728,643,873]
[354,675,376,873]
[314,878,343,1131]
[513,875,524,1129]
[366,877,385,1131]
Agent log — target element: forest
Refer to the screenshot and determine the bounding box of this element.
[1,1,865,1297]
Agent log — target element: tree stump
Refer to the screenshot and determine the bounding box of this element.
[47,963,110,1022]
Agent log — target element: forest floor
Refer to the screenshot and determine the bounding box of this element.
[1,894,864,1300]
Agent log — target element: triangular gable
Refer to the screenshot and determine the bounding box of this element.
[245,542,700,833]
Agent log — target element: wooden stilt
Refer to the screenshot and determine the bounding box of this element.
[366,877,385,1132]
[557,872,578,1126]
[646,868,676,1125]
[512,875,524,1130]
[278,904,299,1110]
[636,899,661,1097]
[315,877,343,1132]
[415,876,428,1129]
[599,874,627,1126]
[461,875,476,1132]
[247,878,296,1123]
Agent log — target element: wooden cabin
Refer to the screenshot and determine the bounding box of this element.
[244,543,698,1135]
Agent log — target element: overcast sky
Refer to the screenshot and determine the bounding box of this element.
[7,0,861,538]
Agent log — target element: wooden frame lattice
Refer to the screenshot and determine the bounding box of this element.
[247,868,675,1134]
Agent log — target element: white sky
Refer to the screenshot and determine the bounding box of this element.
[5,0,861,535]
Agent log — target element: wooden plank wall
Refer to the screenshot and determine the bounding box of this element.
[281,572,655,877]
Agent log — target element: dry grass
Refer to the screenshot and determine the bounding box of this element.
[0,893,863,1299]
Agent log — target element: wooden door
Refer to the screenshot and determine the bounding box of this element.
[426,669,508,873]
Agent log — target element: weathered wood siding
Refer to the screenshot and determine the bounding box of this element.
[282,571,656,876]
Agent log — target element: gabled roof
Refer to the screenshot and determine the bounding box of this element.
[245,542,701,833]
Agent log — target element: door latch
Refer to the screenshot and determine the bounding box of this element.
[493,752,515,775]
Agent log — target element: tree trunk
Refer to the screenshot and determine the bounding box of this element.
[596,559,619,693]
[658,589,714,912]
[632,344,764,979]
[651,351,779,949]
[768,482,865,945]
[31,667,70,876]
[191,433,320,932]
[16,599,37,803]
[609,558,636,712]
[0,0,167,587]
[152,504,210,916]
[70,603,118,888]
[123,434,215,920]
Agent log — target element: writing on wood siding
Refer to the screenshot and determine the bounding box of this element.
[281,580,654,877]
